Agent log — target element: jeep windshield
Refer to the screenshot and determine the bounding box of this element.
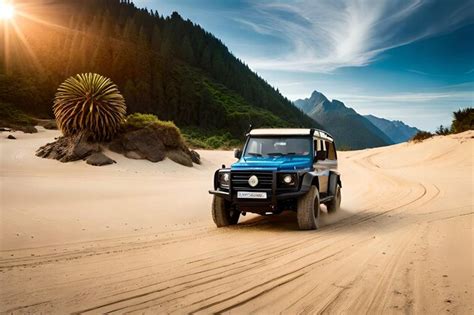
[244,137,311,158]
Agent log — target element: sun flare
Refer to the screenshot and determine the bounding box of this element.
[0,2,15,20]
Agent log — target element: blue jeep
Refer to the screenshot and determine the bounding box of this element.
[209,128,342,230]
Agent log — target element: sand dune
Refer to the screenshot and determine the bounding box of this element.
[0,128,472,314]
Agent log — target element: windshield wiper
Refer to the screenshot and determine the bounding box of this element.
[267,152,283,156]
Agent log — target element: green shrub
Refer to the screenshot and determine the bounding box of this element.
[182,127,243,149]
[411,131,433,143]
[435,125,451,136]
[124,113,184,147]
[0,102,36,126]
[125,113,161,129]
[451,107,473,133]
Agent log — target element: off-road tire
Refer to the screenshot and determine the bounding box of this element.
[325,184,341,213]
[212,196,240,227]
[297,186,321,230]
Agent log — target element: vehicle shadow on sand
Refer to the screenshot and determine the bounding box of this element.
[231,206,413,232]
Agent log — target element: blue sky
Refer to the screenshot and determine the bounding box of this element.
[134,0,474,131]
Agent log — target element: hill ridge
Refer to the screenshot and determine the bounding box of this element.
[295,91,393,149]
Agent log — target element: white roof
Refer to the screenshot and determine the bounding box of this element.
[248,128,333,141]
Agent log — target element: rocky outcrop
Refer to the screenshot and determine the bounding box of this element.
[36,133,100,162]
[189,150,201,164]
[34,119,58,130]
[37,125,201,167]
[43,120,58,130]
[109,127,166,162]
[86,152,116,166]
[0,124,37,133]
[166,149,193,167]
[109,126,200,166]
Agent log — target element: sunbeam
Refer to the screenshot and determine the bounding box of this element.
[10,19,44,72]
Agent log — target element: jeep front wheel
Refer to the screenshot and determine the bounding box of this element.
[325,184,341,213]
[297,186,321,230]
[212,196,240,227]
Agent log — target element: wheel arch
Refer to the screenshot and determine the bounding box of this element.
[328,171,341,196]
[301,172,319,191]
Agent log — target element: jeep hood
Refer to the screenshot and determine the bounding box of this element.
[231,156,312,171]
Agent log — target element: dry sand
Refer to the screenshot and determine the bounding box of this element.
[0,128,473,314]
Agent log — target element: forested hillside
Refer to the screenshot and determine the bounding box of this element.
[0,0,320,142]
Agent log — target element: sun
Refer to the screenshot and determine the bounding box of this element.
[0,2,15,20]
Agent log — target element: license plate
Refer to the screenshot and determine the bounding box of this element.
[237,191,267,199]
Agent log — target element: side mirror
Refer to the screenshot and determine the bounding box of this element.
[314,150,326,162]
[234,149,242,159]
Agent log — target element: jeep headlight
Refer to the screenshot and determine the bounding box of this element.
[218,172,230,187]
[279,173,296,186]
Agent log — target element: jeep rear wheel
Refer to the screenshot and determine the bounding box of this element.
[212,196,240,227]
[297,186,320,230]
[325,184,341,213]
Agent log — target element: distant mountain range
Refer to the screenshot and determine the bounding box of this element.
[364,115,420,144]
[295,91,419,149]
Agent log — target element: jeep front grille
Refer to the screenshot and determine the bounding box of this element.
[231,171,273,189]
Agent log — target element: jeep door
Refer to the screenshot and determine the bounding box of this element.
[313,139,337,194]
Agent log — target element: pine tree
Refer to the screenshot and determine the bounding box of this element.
[151,25,161,52]
[180,36,195,64]
[124,80,137,113]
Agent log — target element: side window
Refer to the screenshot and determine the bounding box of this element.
[321,141,327,159]
[314,139,328,160]
[326,141,336,160]
[314,139,319,153]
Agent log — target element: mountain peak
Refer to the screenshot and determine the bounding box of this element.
[294,90,393,149]
[309,90,328,101]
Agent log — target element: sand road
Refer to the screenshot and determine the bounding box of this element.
[0,129,473,314]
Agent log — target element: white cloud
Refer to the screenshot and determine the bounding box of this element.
[335,91,474,104]
[237,0,473,73]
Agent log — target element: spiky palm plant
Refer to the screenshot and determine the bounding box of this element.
[53,73,126,141]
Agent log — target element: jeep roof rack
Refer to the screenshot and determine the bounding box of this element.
[248,128,333,141]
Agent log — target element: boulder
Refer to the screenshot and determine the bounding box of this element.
[7,134,16,139]
[86,152,115,166]
[152,125,182,148]
[36,133,100,162]
[108,138,125,154]
[43,120,58,130]
[112,127,166,163]
[190,150,201,164]
[166,149,193,167]
[20,126,38,134]
[125,151,143,159]
[0,124,36,133]
[73,138,100,159]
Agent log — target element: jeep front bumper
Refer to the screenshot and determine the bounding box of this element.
[209,170,312,207]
